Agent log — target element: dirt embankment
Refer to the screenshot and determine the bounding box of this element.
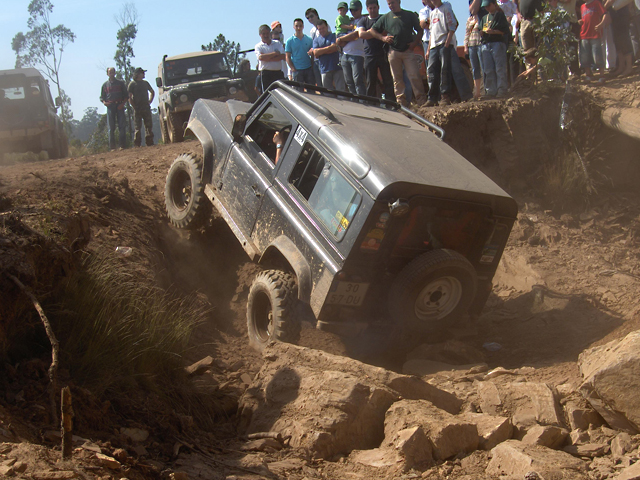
[1,77,640,479]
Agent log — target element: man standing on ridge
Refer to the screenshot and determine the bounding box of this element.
[336,0,368,95]
[370,0,426,106]
[100,67,128,151]
[255,24,286,92]
[127,67,155,147]
[358,0,396,100]
[286,18,315,84]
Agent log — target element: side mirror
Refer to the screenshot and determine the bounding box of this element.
[55,96,62,107]
[156,77,162,88]
[231,113,247,143]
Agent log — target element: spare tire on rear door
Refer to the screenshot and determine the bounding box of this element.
[389,249,477,333]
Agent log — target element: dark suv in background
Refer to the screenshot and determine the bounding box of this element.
[156,51,248,143]
[164,81,518,352]
[0,68,68,159]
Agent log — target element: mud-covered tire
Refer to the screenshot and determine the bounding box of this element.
[247,270,300,352]
[46,131,61,159]
[389,249,477,333]
[167,111,184,143]
[159,116,170,144]
[59,132,69,158]
[164,153,210,229]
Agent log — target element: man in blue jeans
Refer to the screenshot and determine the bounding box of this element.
[100,67,128,150]
[427,0,473,105]
[285,18,315,84]
[336,0,367,95]
[478,0,509,98]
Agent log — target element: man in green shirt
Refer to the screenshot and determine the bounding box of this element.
[127,67,155,146]
[370,0,426,106]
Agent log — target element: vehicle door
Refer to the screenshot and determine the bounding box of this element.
[218,100,296,238]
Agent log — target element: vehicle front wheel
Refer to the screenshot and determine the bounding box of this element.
[389,249,477,333]
[164,153,211,229]
[167,111,184,143]
[247,270,300,352]
[159,116,170,144]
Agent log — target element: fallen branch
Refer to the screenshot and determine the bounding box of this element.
[8,273,59,425]
[247,431,291,446]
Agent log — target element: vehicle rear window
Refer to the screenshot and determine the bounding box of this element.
[0,76,26,101]
[289,142,360,240]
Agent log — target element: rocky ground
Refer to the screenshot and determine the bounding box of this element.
[1,73,640,479]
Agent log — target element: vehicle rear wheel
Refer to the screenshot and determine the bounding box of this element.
[59,131,69,158]
[164,153,210,229]
[247,270,300,352]
[389,249,477,333]
[167,111,184,143]
[46,131,61,159]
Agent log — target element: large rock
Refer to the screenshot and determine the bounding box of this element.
[487,440,588,479]
[615,462,640,480]
[385,400,479,461]
[238,343,462,459]
[460,412,513,450]
[579,331,640,433]
[521,425,568,450]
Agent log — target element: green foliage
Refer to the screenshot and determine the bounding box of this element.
[113,3,139,137]
[51,253,206,398]
[72,107,102,142]
[11,0,75,127]
[86,113,109,153]
[202,34,246,74]
[58,89,73,137]
[520,4,576,81]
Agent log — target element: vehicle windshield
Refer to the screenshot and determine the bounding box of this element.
[163,53,230,86]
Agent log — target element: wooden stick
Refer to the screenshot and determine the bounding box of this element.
[8,274,59,425]
[61,387,73,459]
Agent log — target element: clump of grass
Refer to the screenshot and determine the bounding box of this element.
[51,253,206,398]
[1,151,48,166]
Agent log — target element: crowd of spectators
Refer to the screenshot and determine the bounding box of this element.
[252,0,640,107]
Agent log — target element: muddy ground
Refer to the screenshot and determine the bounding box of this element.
[1,74,640,479]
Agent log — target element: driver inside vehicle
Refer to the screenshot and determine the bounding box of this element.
[272,126,291,164]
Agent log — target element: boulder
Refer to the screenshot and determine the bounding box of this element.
[487,439,588,479]
[578,331,640,433]
[611,432,634,457]
[506,382,564,427]
[238,343,462,459]
[521,425,568,449]
[475,380,502,415]
[460,412,513,450]
[615,462,640,480]
[563,443,610,458]
[385,399,478,461]
[564,399,605,431]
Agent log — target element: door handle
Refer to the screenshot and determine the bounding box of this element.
[251,184,261,198]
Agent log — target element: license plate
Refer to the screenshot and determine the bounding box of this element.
[327,282,369,306]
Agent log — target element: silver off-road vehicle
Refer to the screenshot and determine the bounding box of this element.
[164,81,517,351]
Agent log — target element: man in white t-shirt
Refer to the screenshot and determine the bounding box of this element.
[255,24,286,93]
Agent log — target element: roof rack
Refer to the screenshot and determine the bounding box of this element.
[247,80,445,139]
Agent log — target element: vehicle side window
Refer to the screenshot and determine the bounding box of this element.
[245,102,293,164]
[289,142,361,240]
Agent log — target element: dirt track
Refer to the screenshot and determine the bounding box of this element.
[2,78,640,478]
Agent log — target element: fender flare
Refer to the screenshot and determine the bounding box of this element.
[259,235,312,304]
[185,118,216,181]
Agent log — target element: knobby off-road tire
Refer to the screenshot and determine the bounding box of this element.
[164,153,211,229]
[167,111,184,143]
[247,270,301,352]
[390,249,477,334]
[159,116,170,144]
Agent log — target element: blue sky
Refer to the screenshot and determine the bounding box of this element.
[1,0,471,120]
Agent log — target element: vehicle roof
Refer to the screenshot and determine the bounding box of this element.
[0,68,44,78]
[272,88,516,217]
[164,51,223,61]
